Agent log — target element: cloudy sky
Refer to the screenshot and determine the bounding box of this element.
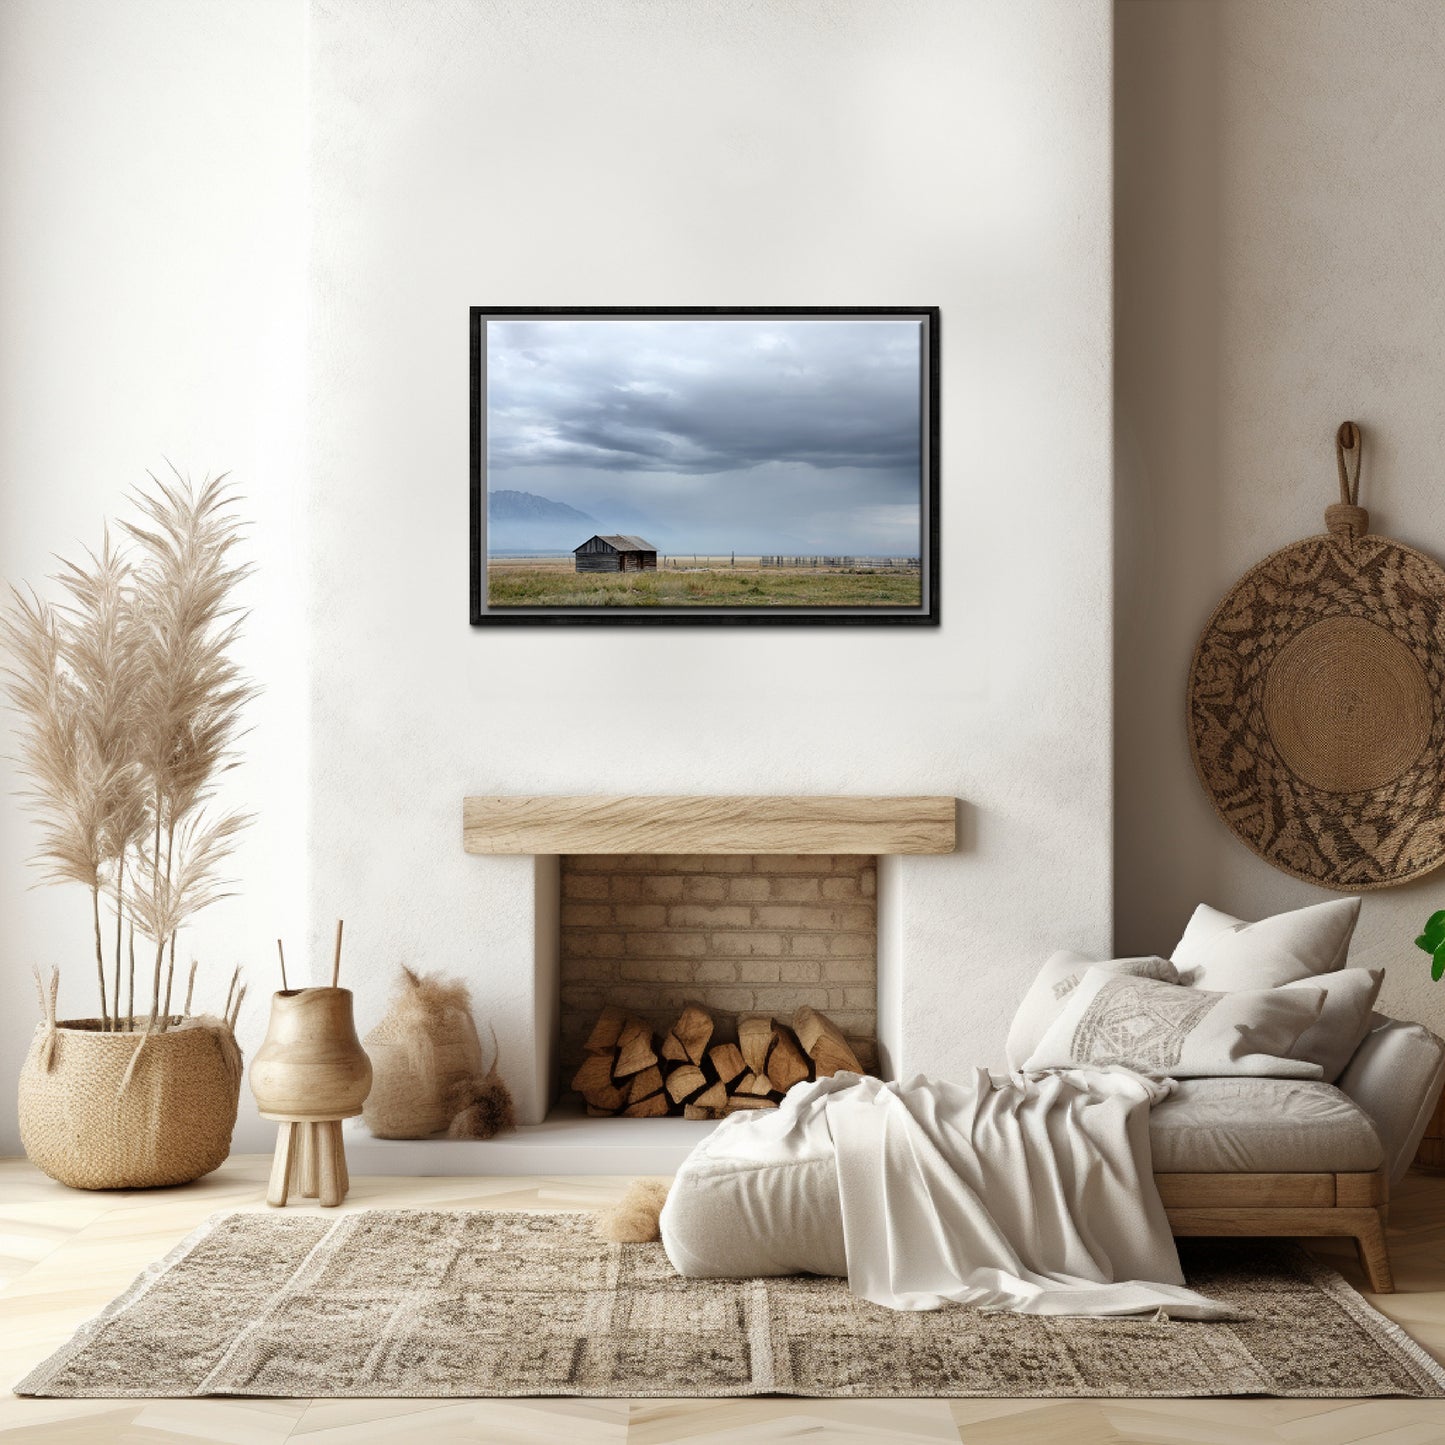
[485,316,926,554]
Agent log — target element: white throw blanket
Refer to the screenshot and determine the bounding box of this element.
[663,1068,1229,1319]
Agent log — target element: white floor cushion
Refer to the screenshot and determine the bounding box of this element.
[661,1091,846,1280]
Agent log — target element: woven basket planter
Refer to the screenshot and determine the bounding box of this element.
[18,1017,242,1190]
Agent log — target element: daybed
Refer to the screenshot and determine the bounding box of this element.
[1148,1015,1444,1293]
[662,899,1445,1298]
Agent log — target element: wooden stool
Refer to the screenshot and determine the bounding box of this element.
[263,1114,356,1208]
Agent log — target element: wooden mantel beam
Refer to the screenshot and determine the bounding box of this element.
[462,795,956,856]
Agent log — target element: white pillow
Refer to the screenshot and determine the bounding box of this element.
[1024,968,1326,1079]
[1005,951,1179,1071]
[1279,967,1384,1082]
[1171,897,1361,991]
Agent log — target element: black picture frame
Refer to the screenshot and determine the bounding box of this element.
[470,306,939,626]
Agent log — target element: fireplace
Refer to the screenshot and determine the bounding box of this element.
[463,795,951,1115]
[346,796,954,1175]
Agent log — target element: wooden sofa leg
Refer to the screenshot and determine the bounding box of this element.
[1355,1210,1395,1294]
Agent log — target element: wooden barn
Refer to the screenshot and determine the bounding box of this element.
[574,534,658,573]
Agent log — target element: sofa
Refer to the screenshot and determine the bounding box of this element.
[1147,1012,1445,1293]
[661,899,1445,1297]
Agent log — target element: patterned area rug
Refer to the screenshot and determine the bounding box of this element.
[16,1210,1445,1399]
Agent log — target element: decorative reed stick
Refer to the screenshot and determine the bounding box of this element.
[229,982,247,1029]
[183,959,198,1016]
[126,925,135,1032]
[277,938,289,992]
[160,932,177,1030]
[331,919,345,988]
[223,964,239,1021]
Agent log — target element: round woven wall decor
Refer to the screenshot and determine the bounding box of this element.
[1187,422,1445,890]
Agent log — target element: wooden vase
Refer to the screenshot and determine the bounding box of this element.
[250,987,371,1121]
[250,988,371,1208]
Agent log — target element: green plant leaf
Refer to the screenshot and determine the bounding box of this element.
[1421,912,1445,952]
[1433,944,1445,983]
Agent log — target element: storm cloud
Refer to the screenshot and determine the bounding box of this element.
[484,317,925,554]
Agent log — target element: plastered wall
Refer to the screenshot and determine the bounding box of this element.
[0,0,307,1153]
[0,0,1114,1149]
[306,0,1116,1123]
[1115,0,1445,1032]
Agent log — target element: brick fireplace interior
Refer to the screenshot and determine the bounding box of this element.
[558,853,880,1099]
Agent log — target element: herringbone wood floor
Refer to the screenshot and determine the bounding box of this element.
[1,1157,1443,1443]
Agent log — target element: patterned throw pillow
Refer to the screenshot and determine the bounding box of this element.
[1023,968,1327,1078]
[1004,951,1179,1071]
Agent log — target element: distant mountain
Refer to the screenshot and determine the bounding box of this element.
[488,489,596,525]
[487,489,598,554]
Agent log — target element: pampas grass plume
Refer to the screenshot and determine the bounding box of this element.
[594,1178,672,1243]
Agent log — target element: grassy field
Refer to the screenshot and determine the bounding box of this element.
[487,556,922,609]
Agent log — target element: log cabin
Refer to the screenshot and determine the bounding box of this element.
[574,534,658,573]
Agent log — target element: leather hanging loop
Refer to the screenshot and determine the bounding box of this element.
[1326,419,1369,537]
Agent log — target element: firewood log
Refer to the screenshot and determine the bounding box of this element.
[665,1064,707,1104]
[792,1005,863,1077]
[659,1030,689,1063]
[692,1079,727,1112]
[570,1052,626,1111]
[622,1092,669,1118]
[724,1095,776,1113]
[766,1026,811,1093]
[614,1016,658,1077]
[627,1064,663,1104]
[738,1014,774,1076]
[572,1052,615,1095]
[683,1104,722,1120]
[708,1042,746,1084]
[733,1071,775,1098]
[673,1003,714,1065]
[584,1005,627,1054]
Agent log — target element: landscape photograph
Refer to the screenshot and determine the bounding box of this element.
[471,309,937,622]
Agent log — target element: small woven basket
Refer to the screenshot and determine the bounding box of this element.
[18,1017,243,1190]
[362,969,489,1138]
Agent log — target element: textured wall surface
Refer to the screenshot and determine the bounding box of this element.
[0,0,307,1154]
[306,0,1115,1121]
[558,854,876,1088]
[1115,0,1445,1034]
[0,0,1113,1147]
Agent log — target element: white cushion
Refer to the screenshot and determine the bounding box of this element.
[1149,1078,1384,1173]
[1024,968,1326,1078]
[1005,951,1178,1072]
[661,1092,846,1280]
[1338,1014,1445,1184]
[1171,897,1361,992]
[1279,968,1384,1083]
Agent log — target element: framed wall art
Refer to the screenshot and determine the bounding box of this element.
[470,306,939,626]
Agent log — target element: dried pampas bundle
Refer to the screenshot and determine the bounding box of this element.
[594,1178,672,1243]
[445,1026,517,1140]
[362,966,515,1139]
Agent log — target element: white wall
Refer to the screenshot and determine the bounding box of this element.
[0,0,308,1153]
[1116,0,1445,1033]
[307,0,1116,1121]
[0,0,1114,1151]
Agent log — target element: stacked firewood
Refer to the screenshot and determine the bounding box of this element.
[570,1002,867,1118]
